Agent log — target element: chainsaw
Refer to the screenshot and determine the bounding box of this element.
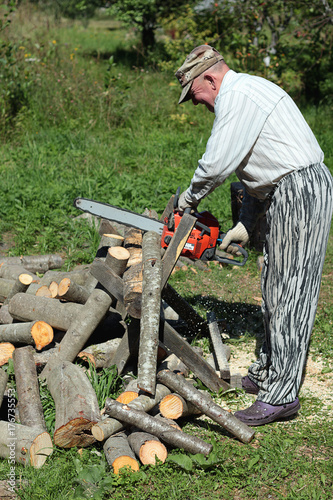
[73,190,248,267]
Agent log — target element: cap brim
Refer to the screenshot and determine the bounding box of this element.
[178,81,193,104]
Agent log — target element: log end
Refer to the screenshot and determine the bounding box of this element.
[139,440,167,465]
[112,456,139,474]
[116,391,139,405]
[31,321,54,350]
[0,342,15,366]
[29,431,53,468]
[54,418,97,448]
[159,394,183,420]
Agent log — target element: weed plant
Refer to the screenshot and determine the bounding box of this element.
[0,4,332,500]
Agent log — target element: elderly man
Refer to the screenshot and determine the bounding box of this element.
[175,45,333,426]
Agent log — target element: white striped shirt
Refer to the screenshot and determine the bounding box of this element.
[186,70,324,203]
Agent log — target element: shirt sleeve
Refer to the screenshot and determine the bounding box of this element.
[185,90,269,205]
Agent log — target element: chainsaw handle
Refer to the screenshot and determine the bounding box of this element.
[216,234,248,267]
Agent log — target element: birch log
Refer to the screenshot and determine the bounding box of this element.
[8,294,82,330]
[13,346,46,430]
[46,361,100,448]
[0,321,53,350]
[157,369,255,444]
[40,288,112,379]
[103,432,139,474]
[0,421,53,468]
[105,399,212,456]
[137,231,162,395]
[92,383,171,442]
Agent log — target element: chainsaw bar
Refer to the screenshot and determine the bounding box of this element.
[74,198,165,235]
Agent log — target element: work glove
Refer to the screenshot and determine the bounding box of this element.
[219,222,249,256]
[178,190,198,213]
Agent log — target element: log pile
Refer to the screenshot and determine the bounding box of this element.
[0,203,255,475]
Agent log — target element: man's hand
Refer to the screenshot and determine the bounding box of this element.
[178,191,198,212]
[220,222,249,255]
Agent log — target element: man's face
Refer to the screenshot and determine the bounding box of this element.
[189,74,216,113]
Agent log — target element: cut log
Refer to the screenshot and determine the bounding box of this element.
[0,254,62,274]
[0,420,53,467]
[8,293,83,331]
[13,346,46,430]
[0,278,15,303]
[153,413,182,431]
[77,338,122,368]
[128,430,167,465]
[137,231,162,395]
[0,305,13,325]
[207,311,231,380]
[45,361,100,448]
[48,281,59,298]
[105,399,212,456]
[116,379,139,404]
[90,258,124,304]
[0,263,38,281]
[35,285,52,298]
[4,273,33,303]
[159,393,202,420]
[35,267,97,293]
[58,278,90,304]
[158,353,189,377]
[122,262,142,319]
[40,288,112,379]
[105,246,130,277]
[98,233,124,251]
[0,367,8,407]
[0,321,53,350]
[162,321,230,392]
[92,383,171,442]
[157,370,255,444]
[103,432,139,474]
[0,343,15,366]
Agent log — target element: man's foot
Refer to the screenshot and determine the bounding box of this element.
[234,398,301,426]
[241,375,260,395]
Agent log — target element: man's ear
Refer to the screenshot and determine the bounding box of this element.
[204,74,217,90]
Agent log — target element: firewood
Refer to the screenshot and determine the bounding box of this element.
[45,361,100,448]
[128,430,167,465]
[40,288,112,379]
[98,233,124,251]
[122,262,142,319]
[0,254,62,274]
[105,246,130,277]
[153,413,182,431]
[98,219,124,237]
[0,278,15,303]
[92,383,171,442]
[161,321,230,393]
[157,370,255,444]
[0,321,53,350]
[137,231,162,395]
[103,432,139,474]
[159,393,202,420]
[77,338,121,368]
[90,258,124,305]
[13,346,46,430]
[105,399,212,456]
[0,343,15,366]
[116,378,139,404]
[0,305,13,325]
[0,367,8,407]
[8,293,82,330]
[3,273,34,306]
[0,263,38,281]
[0,421,53,468]
[35,285,52,298]
[57,278,90,304]
[207,311,231,380]
[34,267,97,293]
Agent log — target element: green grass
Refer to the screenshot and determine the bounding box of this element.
[0,4,332,500]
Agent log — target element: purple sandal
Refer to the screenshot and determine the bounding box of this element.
[234,398,300,426]
[241,375,260,395]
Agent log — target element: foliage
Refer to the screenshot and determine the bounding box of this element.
[30,0,104,23]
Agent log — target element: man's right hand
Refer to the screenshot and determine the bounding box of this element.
[220,222,249,255]
[178,191,198,212]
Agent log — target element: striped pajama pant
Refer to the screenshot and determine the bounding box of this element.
[248,163,333,405]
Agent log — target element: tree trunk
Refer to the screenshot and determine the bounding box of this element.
[103,431,139,474]
[13,346,46,430]
[128,430,167,465]
[92,383,171,442]
[207,311,231,380]
[45,361,100,448]
[0,421,53,468]
[105,399,212,456]
[137,231,162,395]
[40,288,112,379]
[8,293,82,331]
[157,369,255,444]
[0,321,53,350]
[0,305,13,325]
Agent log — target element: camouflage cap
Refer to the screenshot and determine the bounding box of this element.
[175,45,224,104]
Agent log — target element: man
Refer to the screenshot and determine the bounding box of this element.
[175,45,333,426]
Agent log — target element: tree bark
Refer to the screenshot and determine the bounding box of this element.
[92,383,171,442]
[8,293,82,331]
[0,421,53,468]
[13,346,46,430]
[105,399,212,456]
[105,246,130,277]
[0,305,13,325]
[128,430,167,465]
[3,273,34,306]
[77,338,121,368]
[0,278,15,303]
[0,263,38,281]
[90,258,124,304]
[157,369,255,444]
[45,361,100,448]
[57,278,90,304]
[40,288,112,379]
[0,343,15,366]
[0,254,63,274]
[103,431,139,474]
[207,311,230,380]
[0,321,53,350]
[122,263,143,318]
[137,231,162,395]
